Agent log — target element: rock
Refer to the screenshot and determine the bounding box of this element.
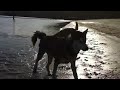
[84,59,88,61]
[86,73,89,76]
[99,43,107,45]
[84,68,87,71]
[94,72,98,75]
[99,61,105,64]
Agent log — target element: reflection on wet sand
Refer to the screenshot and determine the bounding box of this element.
[12,18,15,35]
[76,21,120,79]
[56,21,120,79]
[0,16,69,79]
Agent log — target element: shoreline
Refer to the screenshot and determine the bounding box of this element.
[78,19,120,38]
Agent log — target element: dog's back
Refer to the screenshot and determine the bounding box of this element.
[54,22,79,38]
[39,35,74,59]
[54,28,76,38]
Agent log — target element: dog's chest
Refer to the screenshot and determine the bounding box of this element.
[55,56,76,64]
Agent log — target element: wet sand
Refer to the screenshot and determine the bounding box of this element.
[58,20,120,79]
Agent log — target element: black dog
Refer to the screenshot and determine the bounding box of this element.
[32,22,88,79]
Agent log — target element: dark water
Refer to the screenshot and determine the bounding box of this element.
[0,16,70,79]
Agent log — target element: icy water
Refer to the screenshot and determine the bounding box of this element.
[0,16,120,79]
[0,16,70,79]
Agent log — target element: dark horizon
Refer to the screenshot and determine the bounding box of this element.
[0,11,120,20]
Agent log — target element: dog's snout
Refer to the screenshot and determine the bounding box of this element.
[82,45,89,51]
[85,46,89,51]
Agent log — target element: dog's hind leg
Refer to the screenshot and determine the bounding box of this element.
[52,60,59,79]
[33,48,45,73]
[71,61,78,79]
[46,55,53,76]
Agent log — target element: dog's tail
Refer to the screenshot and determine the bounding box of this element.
[75,22,78,30]
[31,31,46,47]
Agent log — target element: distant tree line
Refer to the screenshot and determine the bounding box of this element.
[0,11,120,20]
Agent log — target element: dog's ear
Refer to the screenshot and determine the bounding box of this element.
[75,22,78,30]
[83,29,88,35]
[66,34,72,40]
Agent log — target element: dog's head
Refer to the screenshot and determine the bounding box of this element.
[71,29,88,53]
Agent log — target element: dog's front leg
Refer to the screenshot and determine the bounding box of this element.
[71,61,78,79]
[33,48,45,73]
[52,61,59,79]
[46,55,53,76]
